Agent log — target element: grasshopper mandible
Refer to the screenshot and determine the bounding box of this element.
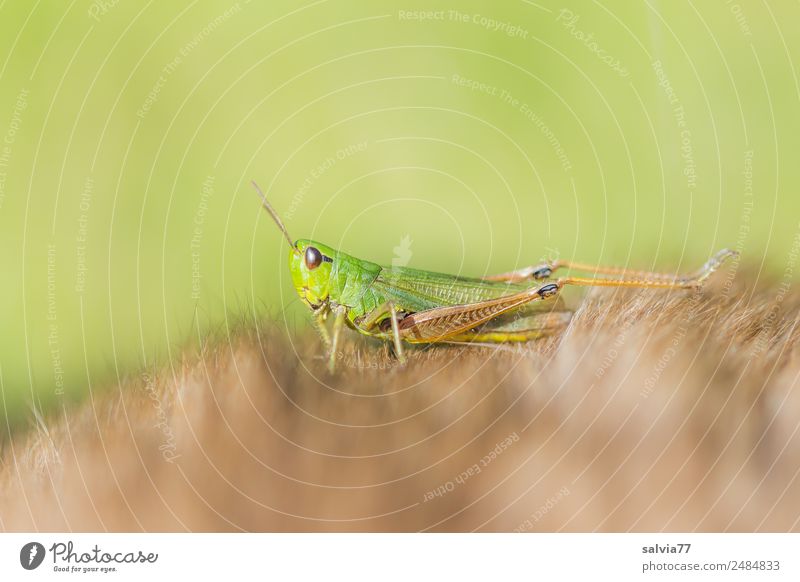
[253,182,737,371]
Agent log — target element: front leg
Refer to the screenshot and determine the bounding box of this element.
[313,307,331,350]
[328,305,347,373]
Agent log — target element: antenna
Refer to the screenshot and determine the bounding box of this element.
[251,181,296,250]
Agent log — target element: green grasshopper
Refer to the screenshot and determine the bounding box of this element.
[253,183,737,371]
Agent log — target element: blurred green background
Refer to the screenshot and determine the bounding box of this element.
[0,0,798,431]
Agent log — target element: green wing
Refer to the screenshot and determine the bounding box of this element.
[370,266,565,313]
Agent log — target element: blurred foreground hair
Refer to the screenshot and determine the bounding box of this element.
[2,274,799,531]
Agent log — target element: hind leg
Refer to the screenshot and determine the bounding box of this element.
[445,311,572,344]
[484,248,738,286]
[396,250,736,346]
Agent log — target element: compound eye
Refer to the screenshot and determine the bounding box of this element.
[304,246,323,270]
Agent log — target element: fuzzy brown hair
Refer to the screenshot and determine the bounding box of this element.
[2,276,799,532]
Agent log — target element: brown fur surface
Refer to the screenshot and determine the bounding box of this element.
[2,276,800,532]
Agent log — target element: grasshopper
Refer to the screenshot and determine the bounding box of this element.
[253,183,737,371]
